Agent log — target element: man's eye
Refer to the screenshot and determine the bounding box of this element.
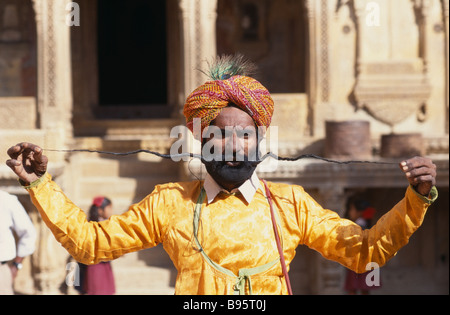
[236,130,254,139]
[221,128,255,140]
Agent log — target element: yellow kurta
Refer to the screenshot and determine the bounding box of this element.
[25,173,437,295]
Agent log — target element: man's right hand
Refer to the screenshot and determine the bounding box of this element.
[6,143,48,185]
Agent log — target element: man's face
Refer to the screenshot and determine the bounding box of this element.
[202,106,260,191]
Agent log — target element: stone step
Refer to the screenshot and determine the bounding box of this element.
[112,265,176,295]
[65,263,176,295]
[111,246,176,295]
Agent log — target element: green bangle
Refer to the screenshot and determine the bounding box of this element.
[410,185,438,204]
[19,173,47,189]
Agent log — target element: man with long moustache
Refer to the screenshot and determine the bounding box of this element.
[6,56,437,295]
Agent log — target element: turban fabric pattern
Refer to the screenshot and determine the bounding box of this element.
[183,75,274,137]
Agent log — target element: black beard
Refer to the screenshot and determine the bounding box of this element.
[202,156,259,191]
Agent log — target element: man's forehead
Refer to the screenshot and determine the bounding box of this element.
[209,125,257,132]
[211,106,255,127]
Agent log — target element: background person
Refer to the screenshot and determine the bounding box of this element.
[343,195,380,295]
[0,190,36,295]
[76,196,116,295]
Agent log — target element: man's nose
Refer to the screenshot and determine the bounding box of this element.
[224,131,244,159]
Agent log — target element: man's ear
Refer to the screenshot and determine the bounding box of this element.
[256,125,267,161]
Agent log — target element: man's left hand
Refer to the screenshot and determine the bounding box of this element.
[399,157,437,196]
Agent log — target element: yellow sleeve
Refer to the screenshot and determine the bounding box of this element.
[299,185,438,273]
[24,173,170,265]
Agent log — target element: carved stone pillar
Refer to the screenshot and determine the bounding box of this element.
[310,0,330,138]
[28,0,73,294]
[178,0,218,97]
[32,0,73,158]
[31,210,69,295]
[304,0,318,137]
[178,0,218,179]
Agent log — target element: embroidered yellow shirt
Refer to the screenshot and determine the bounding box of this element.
[25,173,437,295]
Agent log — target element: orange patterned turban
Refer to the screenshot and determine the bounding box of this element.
[183,75,274,138]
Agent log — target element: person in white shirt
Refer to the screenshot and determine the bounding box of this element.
[0,190,36,295]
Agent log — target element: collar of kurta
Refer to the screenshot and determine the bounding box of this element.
[203,172,262,204]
